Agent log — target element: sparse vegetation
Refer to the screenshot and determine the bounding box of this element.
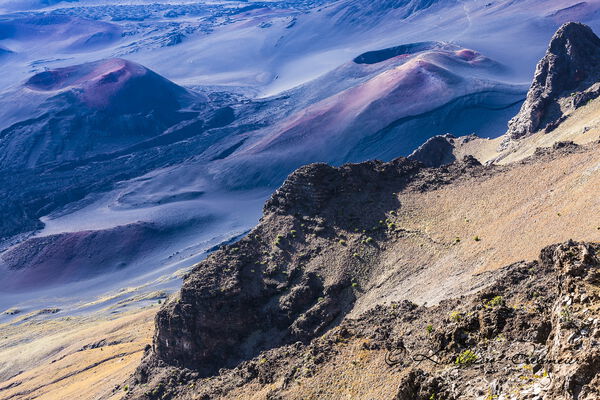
[455,349,478,366]
[449,311,462,322]
[485,296,505,308]
[560,306,572,323]
[426,324,434,334]
[274,234,284,246]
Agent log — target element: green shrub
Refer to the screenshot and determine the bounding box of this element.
[274,234,284,246]
[426,324,434,334]
[485,296,504,308]
[455,349,478,365]
[449,311,462,322]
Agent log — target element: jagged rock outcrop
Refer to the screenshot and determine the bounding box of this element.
[390,241,600,400]
[507,22,600,139]
[139,158,424,377]
[408,133,457,167]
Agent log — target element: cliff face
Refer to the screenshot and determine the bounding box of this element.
[507,22,600,139]
[144,158,428,376]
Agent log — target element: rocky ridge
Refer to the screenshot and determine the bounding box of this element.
[506,22,600,140]
[135,156,486,378]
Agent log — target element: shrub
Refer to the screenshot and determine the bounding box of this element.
[485,296,504,308]
[560,306,572,323]
[474,236,481,242]
[339,239,347,246]
[274,234,284,246]
[426,324,434,334]
[449,311,462,322]
[455,349,478,365]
